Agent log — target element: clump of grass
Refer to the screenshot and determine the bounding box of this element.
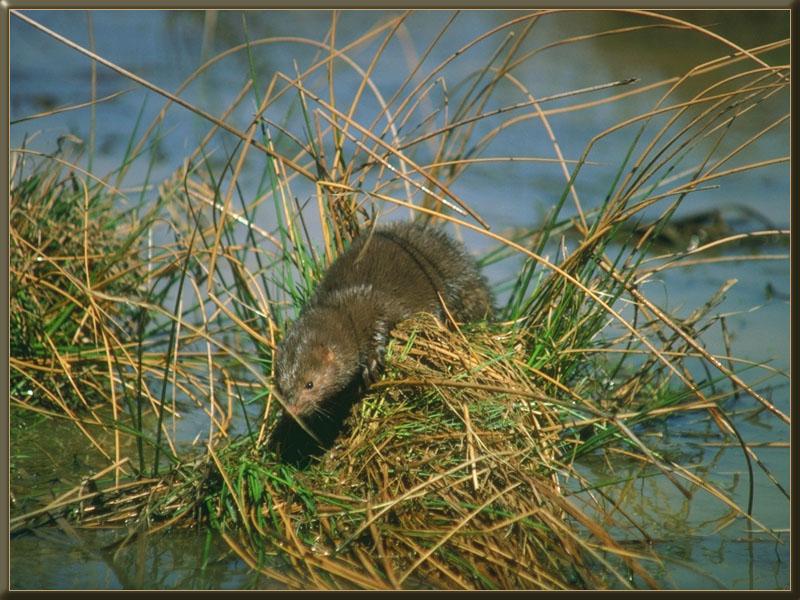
[9,141,160,473]
[10,9,789,590]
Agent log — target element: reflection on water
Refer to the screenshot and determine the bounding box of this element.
[574,409,789,589]
[10,8,789,590]
[10,528,285,590]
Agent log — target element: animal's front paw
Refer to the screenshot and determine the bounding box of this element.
[362,354,384,384]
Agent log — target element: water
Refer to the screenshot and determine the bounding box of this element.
[9,9,790,590]
[10,527,280,590]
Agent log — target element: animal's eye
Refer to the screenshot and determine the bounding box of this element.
[304,381,314,390]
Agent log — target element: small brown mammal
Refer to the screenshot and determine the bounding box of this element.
[275,221,493,417]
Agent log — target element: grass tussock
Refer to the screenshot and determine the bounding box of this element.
[9,145,155,465]
[10,9,789,590]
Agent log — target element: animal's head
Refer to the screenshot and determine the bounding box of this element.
[274,310,357,417]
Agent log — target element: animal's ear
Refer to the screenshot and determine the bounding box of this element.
[321,346,336,364]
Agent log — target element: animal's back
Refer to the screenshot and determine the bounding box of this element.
[312,221,492,322]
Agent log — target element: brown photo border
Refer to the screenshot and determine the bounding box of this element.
[1,2,796,595]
